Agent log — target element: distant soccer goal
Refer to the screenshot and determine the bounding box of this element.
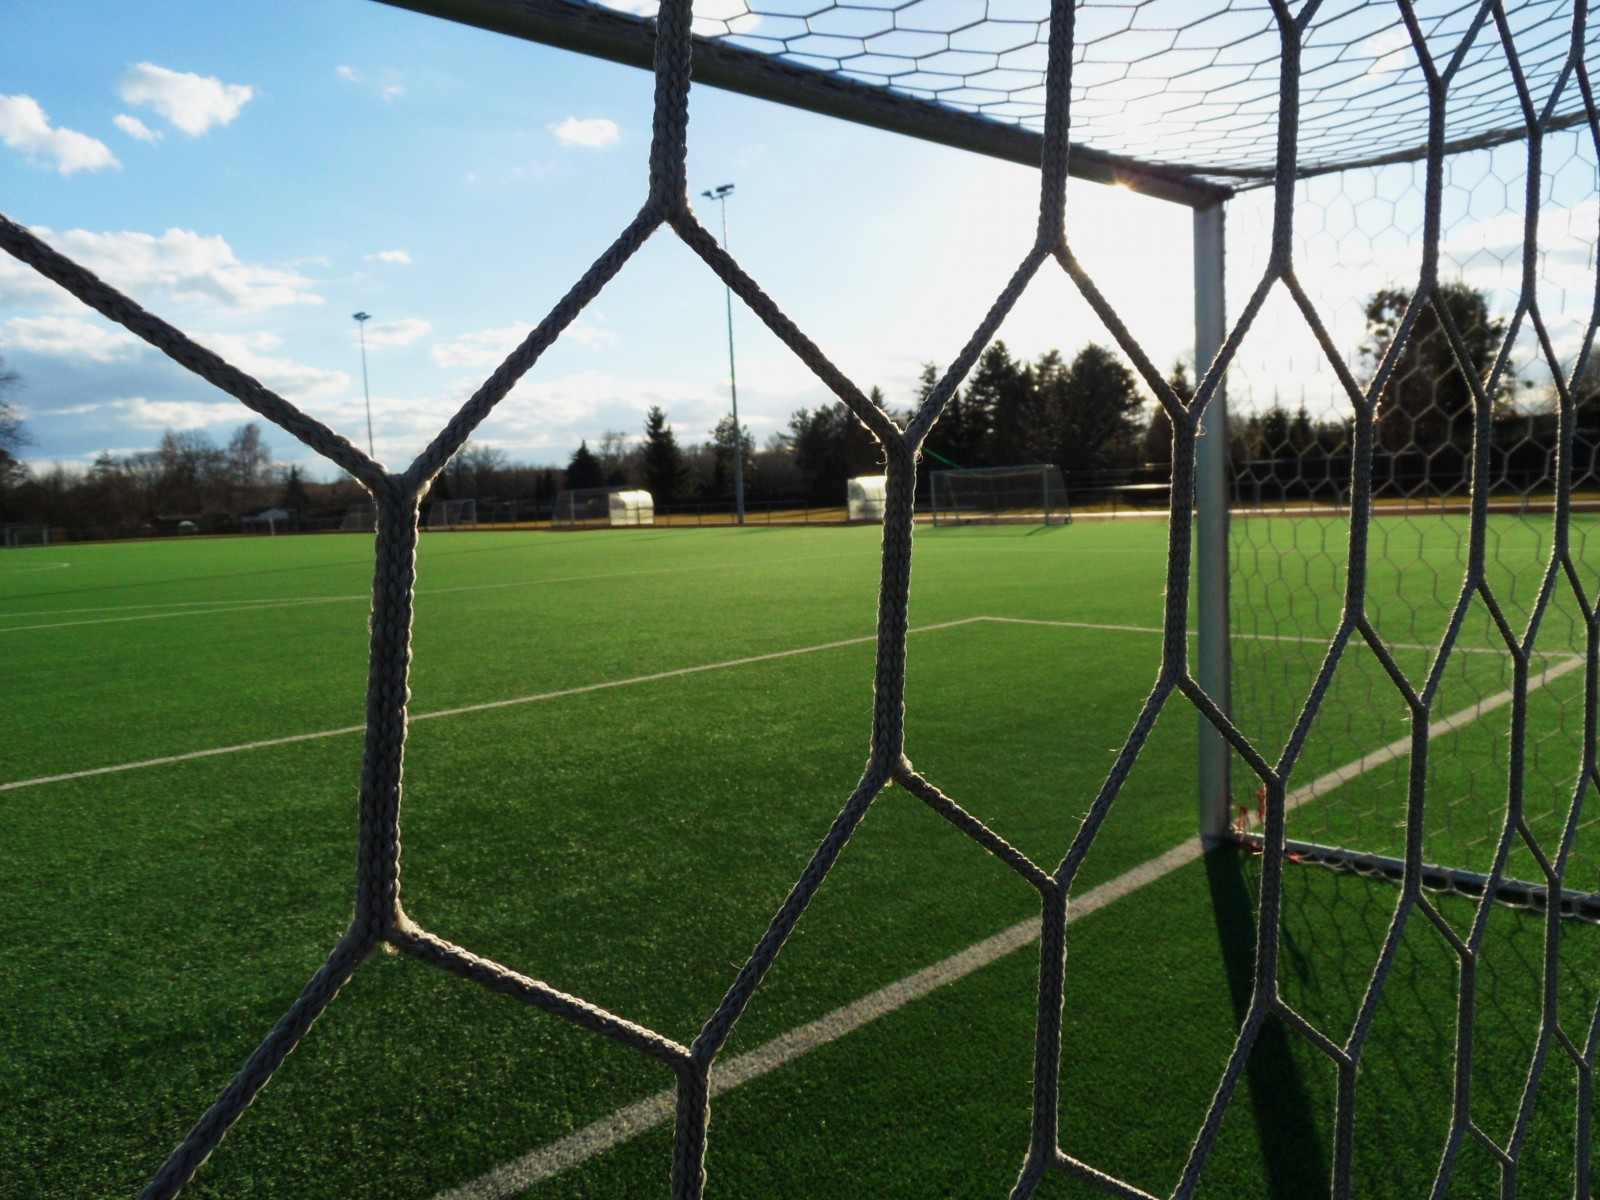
[425,498,477,530]
[1,524,50,547]
[551,486,655,528]
[339,504,376,533]
[929,464,1071,526]
[847,475,887,522]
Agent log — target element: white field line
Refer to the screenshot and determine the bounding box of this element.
[6,616,1583,794]
[0,618,983,793]
[432,651,1586,1200]
[0,552,882,631]
[983,615,1579,660]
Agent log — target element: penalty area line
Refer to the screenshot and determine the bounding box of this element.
[0,618,987,793]
[432,651,1585,1200]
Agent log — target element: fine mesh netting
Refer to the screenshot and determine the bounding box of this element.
[1226,127,1600,915]
[6,1,1600,1197]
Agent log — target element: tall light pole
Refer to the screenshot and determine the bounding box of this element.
[352,311,375,458]
[701,183,745,525]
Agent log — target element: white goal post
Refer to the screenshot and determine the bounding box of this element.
[928,464,1071,526]
[425,498,478,529]
[1,524,50,547]
[340,504,377,533]
[552,486,655,528]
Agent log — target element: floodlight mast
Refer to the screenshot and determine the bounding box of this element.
[353,311,375,459]
[701,183,746,525]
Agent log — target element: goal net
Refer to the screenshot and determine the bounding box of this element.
[929,464,1070,526]
[1,524,49,547]
[424,498,477,529]
[551,488,656,526]
[8,2,1600,1199]
[339,503,376,533]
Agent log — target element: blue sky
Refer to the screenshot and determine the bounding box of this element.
[0,0,1198,478]
[6,1,1585,482]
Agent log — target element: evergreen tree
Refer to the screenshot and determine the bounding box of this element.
[277,465,311,512]
[920,361,972,470]
[641,406,686,503]
[1142,362,1192,468]
[787,402,881,502]
[963,341,1025,466]
[1054,343,1142,474]
[565,440,603,489]
[708,414,756,495]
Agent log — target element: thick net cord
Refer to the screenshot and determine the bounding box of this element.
[5,1,1600,1196]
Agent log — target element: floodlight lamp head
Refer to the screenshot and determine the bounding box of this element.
[703,184,734,200]
[353,311,371,323]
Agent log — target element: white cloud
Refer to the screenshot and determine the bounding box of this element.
[357,317,431,348]
[0,226,323,314]
[338,65,403,102]
[4,315,140,362]
[0,94,119,174]
[365,249,412,265]
[549,117,619,148]
[430,319,614,369]
[201,331,350,400]
[85,396,249,430]
[112,113,160,143]
[119,63,253,137]
[567,320,619,350]
[431,323,528,368]
[456,369,729,453]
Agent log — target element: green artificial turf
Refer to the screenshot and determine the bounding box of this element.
[2,519,1596,1198]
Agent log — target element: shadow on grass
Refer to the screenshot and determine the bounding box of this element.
[1206,843,1331,1199]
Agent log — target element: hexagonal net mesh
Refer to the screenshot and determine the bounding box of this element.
[4,0,1600,1197]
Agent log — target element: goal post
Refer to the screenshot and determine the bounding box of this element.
[551,486,656,527]
[928,464,1071,526]
[1,524,50,547]
[425,498,478,529]
[340,504,377,533]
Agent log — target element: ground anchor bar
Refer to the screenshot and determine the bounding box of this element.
[1233,833,1600,922]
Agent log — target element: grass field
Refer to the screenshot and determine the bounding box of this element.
[2,519,1597,1199]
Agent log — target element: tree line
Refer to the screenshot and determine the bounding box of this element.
[5,280,1598,537]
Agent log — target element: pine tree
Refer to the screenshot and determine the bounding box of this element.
[565,440,603,489]
[641,406,686,503]
[1054,343,1142,474]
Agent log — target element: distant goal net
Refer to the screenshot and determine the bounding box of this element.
[425,498,478,530]
[1,524,49,547]
[550,486,655,528]
[340,504,376,533]
[928,464,1071,526]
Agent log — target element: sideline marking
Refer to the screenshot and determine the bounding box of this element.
[0,552,879,631]
[0,561,71,574]
[0,619,980,792]
[985,615,1573,660]
[4,617,1582,793]
[431,651,1585,1199]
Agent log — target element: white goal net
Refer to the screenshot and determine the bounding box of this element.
[929,464,1070,526]
[425,498,477,529]
[339,504,376,534]
[1,524,49,547]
